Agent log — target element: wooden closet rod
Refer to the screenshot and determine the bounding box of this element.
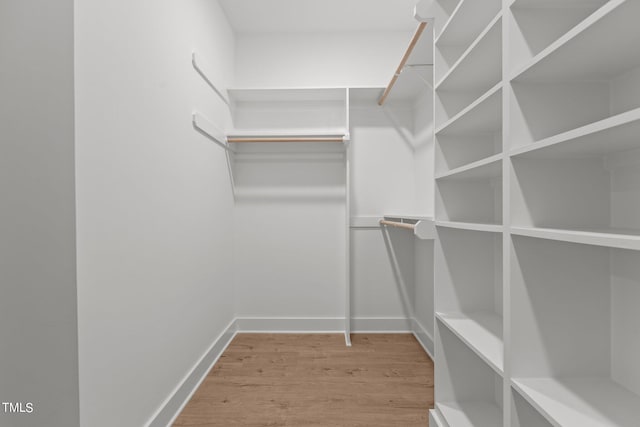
[227,136,345,143]
[378,22,428,106]
[380,219,416,231]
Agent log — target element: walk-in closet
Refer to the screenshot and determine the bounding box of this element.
[2,0,639,426]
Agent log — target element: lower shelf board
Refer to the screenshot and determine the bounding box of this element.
[510,226,640,251]
[429,408,447,427]
[511,377,640,427]
[436,221,503,233]
[436,311,503,374]
[436,401,502,427]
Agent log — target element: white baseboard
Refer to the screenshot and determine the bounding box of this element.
[235,317,345,332]
[430,408,448,427]
[412,317,434,360]
[146,319,238,427]
[351,317,412,332]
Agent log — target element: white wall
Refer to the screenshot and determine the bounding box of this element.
[75,1,236,426]
[349,92,434,332]
[413,90,435,217]
[0,1,79,426]
[232,144,346,322]
[350,102,420,216]
[235,31,413,88]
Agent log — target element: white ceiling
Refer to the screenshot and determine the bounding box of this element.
[219,0,422,34]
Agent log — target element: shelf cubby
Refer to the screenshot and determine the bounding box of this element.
[435,322,504,427]
[511,389,553,427]
[510,107,640,159]
[509,0,640,148]
[510,140,640,245]
[430,0,464,41]
[435,15,502,128]
[435,0,502,84]
[435,227,503,373]
[436,160,502,226]
[435,84,502,176]
[436,312,503,375]
[436,154,502,181]
[510,235,640,427]
[508,0,608,73]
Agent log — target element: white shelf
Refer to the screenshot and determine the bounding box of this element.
[512,0,640,82]
[512,377,640,427]
[228,128,348,138]
[507,0,607,76]
[437,402,502,427]
[512,0,605,7]
[510,226,640,251]
[436,0,502,49]
[510,107,640,158]
[383,214,433,222]
[228,87,346,102]
[436,83,502,136]
[429,409,447,427]
[436,155,501,180]
[437,312,503,374]
[436,13,502,92]
[436,221,503,233]
[228,87,348,138]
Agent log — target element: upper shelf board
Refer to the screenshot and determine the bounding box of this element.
[436,0,502,49]
[512,0,640,82]
[511,107,640,159]
[227,87,347,103]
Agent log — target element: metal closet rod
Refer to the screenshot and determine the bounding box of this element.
[378,21,428,106]
[227,136,345,143]
[379,219,416,231]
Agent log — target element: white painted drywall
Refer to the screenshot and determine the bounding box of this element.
[235,31,413,88]
[350,102,420,216]
[219,0,420,34]
[414,238,435,335]
[232,144,346,320]
[348,91,434,327]
[75,1,236,425]
[0,1,79,426]
[350,228,414,320]
[612,249,640,397]
[413,90,435,217]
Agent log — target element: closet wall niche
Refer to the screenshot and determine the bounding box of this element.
[348,17,436,352]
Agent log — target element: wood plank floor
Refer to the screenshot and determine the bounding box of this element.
[173,333,434,427]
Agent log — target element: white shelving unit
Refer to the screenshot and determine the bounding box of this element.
[432,0,640,425]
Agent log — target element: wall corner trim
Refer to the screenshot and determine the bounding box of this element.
[412,317,434,360]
